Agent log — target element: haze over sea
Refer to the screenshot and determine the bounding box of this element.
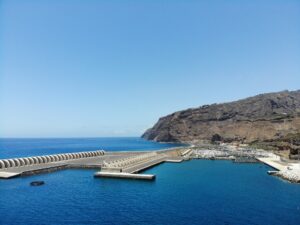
[0,138,300,225]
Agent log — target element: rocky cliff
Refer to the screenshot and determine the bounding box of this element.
[142,90,300,144]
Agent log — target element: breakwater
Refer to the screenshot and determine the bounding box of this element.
[0,148,185,179]
[95,152,168,179]
[0,150,105,178]
[0,150,105,169]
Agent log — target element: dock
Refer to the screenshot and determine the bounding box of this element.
[94,152,167,180]
[94,172,155,180]
[0,148,186,180]
[256,154,300,183]
[256,154,287,171]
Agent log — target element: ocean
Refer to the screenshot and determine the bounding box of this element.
[0,138,300,225]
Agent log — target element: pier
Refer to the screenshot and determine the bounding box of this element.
[256,154,300,183]
[94,152,167,180]
[0,148,186,180]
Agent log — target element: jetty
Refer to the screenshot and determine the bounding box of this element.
[0,148,188,180]
[94,151,171,180]
[256,153,300,183]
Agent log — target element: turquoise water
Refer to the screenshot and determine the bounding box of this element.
[0,138,300,225]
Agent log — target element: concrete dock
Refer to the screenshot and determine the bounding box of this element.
[93,152,168,179]
[0,148,187,180]
[256,154,286,171]
[94,172,156,180]
[256,153,300,183]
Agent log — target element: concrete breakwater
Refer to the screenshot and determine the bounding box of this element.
[0,150,105,169]
[0,150,105,178]
[101,152,166,173]
[94,148,195,180]
[95,152,168,179]
[0,147,185,179]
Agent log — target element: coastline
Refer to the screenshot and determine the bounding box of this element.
[187,143,300,183]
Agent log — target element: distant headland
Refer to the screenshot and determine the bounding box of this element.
[142,90,300,159]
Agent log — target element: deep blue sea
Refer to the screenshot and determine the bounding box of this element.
[0,138,300,225]
[0,137,183,159]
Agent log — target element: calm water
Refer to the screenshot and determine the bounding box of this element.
[0,138,300,225]
[0,137,184,159]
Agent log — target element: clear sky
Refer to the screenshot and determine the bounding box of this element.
[0,0,299,138]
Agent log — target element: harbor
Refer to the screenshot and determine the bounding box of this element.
[0,145,299,183]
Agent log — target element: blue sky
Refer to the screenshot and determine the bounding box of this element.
[0,0,299,138]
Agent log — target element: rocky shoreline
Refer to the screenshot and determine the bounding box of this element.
[183,143,300,183]
[191,144,268,160]
[276,166,300,183]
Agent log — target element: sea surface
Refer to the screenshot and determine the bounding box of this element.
[0,137,184,159]
[0,138,300,225]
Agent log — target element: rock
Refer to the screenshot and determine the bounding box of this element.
[142,90,300,144]
[30,181,45,186]
[211,134,222,143]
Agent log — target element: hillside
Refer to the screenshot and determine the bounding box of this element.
[142,90,300,146]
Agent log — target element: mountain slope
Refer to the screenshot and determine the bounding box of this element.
[142,90,300,143]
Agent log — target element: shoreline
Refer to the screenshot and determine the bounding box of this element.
[189,143,300,183]
[0,143,299,183]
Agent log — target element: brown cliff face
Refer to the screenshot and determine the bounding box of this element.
[142,90,300,144]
